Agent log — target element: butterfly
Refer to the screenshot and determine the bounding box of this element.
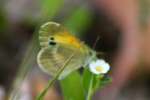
[37,22,96,80]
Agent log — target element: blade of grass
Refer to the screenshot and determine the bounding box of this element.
[86,74,94,100]
[8,32,39,100]
[36,52,76,100]
[82,68,102,100]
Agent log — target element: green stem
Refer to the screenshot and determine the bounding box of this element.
[86,74,94,100]
[36,52,75,100]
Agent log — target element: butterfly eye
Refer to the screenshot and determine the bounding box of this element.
[49,41,56,46]
[50,37,54,40]
[49,37,56,46]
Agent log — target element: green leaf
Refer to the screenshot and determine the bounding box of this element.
[60,71,85,100]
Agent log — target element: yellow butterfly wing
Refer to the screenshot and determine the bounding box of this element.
[37,22,92,79]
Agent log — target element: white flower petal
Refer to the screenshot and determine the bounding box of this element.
[88,59,110,75]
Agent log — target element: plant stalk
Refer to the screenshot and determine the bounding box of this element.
[86,74,94,100]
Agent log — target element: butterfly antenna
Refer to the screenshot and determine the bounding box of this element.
[92,36,106,56]
[36,52,75,100]
[92,36,100,49]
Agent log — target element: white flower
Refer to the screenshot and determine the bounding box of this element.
[89,59,110,75]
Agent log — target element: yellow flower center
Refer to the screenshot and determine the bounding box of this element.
[95,66,103,72]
